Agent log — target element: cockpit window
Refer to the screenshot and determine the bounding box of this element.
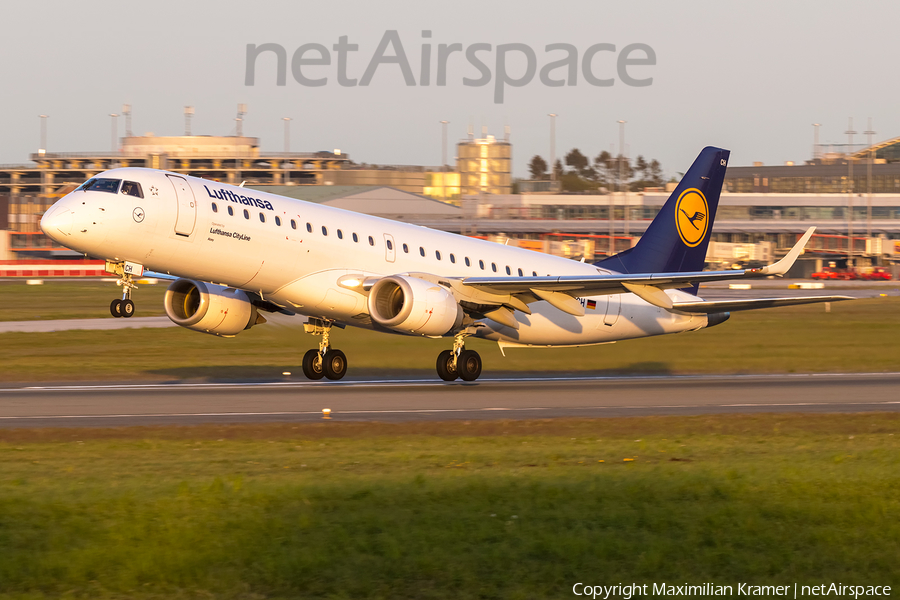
[121,181,143,198]
[84,178,121,194]
[77,178,96,191]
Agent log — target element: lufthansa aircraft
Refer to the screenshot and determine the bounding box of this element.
[40,147,850,381]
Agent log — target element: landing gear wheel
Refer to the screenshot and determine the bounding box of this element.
[436,349,458,381]
[323,349,348,381]
[110,299,122,318]
[121,299,135,318]
[302,349,325,380]
[457,349,482,382]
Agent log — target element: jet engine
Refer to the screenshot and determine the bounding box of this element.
[367,275,463,336]
[164,279,262,337]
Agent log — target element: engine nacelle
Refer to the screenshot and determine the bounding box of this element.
[367,275,463,336]
[164,279,260,337]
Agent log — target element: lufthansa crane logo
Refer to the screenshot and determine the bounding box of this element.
[675,188,708,247]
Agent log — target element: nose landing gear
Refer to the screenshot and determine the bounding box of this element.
[302,318,348,381]
[108,267,138,318]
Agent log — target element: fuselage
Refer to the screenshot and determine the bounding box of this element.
[41,167,710,347]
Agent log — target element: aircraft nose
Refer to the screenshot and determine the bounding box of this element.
[40,203,73,239]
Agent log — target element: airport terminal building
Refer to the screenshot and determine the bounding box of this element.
[3,131,900,270]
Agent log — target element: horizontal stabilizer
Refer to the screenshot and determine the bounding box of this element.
[672,295,854,314]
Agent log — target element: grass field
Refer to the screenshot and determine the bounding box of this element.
[0,288,898,382]
[0,280,167,322]
[0,415,898,599]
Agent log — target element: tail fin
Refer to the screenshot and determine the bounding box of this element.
[596,146,730,275]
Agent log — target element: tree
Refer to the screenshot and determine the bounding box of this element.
[634,155,649,181]
[553,159,564,180]
[565,148,589,176]
[528,155,548,180]
[608,154,633,191]
[649,159,664,187]
[593,150,612,189]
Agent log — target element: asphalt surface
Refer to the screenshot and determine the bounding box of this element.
[0,316,175,333]
[1,373,898,428]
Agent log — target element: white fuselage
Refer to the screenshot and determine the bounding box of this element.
[42,168,710,347]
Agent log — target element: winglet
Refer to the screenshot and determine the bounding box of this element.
[757,227,816,276]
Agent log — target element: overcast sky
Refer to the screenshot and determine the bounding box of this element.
[1,0,898,178]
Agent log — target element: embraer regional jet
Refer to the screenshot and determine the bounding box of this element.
[40,147,850,381]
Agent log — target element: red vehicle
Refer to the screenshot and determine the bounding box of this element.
[860,268,892,281]
[811,267,892,281]
[811,268,858,280]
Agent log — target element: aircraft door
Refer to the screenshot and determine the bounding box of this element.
[603,295,620,326]
[167,174,197,236]
[384,233,396,263]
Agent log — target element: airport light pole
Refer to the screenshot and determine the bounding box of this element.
[548,113,557,182]
[845,118,857,266]
[440,120,449,168]
[109,113,118,153]
[283,117,292,185]
[613,119,626,256]
[184,106,194,136]
[812,123,821,160]
[864,118,875,240]
[38,115,48,155]
[283,117,292,153]
[440,120,449,201]
[122,104,132,137]
[236,104,247,137]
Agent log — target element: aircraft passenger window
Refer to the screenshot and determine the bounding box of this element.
[322,226,328,236]
[368,236,375,246]
[212,203,218,213]
[306,223,312,233]
[465,257,471,267]
[121,181,143,198]
[492,263,497,272]
[352,233,359,242]
[337,229,343,239]
[506,266,511,275]
[275,216,282,226]
[479,259,484,270]
[228,206,234,216]
[419,247,425,257]
[450,254,456,264]
[403,243,409,253]
[386,239,393,250]
[259,213,266,223]
[532,271,537,277]
[291,219,297,229]
[85,178,121,194]
[518,268,523,276]
[243,209,250,219]
[435,250,442,260]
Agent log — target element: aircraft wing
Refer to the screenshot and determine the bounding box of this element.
[460,227,831,314]
[671,296,854,313]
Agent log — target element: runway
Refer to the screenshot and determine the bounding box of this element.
[1,373,898,428]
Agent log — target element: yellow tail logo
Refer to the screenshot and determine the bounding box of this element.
[675,188,709,247]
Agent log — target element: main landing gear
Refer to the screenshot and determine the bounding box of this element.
[109,271,137,318]
[302,318,347,381]
[436,331,482,382]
